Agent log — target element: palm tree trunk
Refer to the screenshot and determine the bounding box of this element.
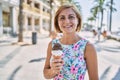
[18,0,24,42]
[49,0,54,36]
[100,10,104,31]
[109,0,113,32]
[98,10,103,41]
[49,0,52,32]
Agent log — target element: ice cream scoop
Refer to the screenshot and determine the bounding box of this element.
[52,43,63,59]
[52,43,62,50]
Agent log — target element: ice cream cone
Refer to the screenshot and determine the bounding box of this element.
[52,43,63,59]
[52,50,63,59]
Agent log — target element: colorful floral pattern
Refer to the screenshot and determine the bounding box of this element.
[52,38,88,80]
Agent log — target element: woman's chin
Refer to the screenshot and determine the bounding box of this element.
[64,31,74,34]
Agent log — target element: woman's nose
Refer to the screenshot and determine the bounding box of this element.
[64,18,70,23]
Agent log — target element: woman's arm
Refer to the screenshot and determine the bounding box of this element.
[84,42,99,80]
[43,41,57,79]
[43,41,63,79]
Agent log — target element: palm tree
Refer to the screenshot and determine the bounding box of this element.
[68,0,81,12]
[49,0,53,34]
[47,0,55,36]
[73,2,81,12]
[88,16,96,26]
[94,0,106,31]
[90,7,99,28]
[18,0,24,42]
[59,0,81,12]
[58,0,68,5]
[106,0,117,32]
[87,16,96,30]
[91,5,99,20]
[91,0,106,41]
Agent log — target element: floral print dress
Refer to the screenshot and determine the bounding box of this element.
[52,38,88,80]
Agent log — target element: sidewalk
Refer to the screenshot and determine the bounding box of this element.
[0,31,120,80]
[0,32,50,80]
[0,44,50,80]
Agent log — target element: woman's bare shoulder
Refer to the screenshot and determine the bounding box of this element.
[86,42,95,48]
[85,41,97,58]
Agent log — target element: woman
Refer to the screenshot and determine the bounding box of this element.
[43,4,99,80]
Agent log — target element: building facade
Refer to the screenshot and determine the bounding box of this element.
[22,0,51,33]
[0,0,60,36]
[0,0,19,36]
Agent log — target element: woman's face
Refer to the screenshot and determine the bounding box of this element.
[58,8,78,34]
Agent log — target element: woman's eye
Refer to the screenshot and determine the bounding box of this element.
[69,16,75,19]
[60,17,65,20]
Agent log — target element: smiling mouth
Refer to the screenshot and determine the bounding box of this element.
[64,25,72,29]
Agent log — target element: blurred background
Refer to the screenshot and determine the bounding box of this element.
[0,0,120,80]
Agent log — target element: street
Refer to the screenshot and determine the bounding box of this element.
[0,31,120,80]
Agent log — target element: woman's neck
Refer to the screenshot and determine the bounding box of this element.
[60,33,81,45]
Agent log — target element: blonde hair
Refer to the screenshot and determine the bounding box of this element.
[54,4,82,33]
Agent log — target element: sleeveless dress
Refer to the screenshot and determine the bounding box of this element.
[51,38,88,80]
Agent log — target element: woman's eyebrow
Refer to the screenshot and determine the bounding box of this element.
[58,15,64,17]
[59,14,75,17]
[69,14,76,16]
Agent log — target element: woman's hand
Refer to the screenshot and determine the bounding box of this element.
[50,58,64,75]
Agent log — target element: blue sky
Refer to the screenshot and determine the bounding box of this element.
[75,0,120,31]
